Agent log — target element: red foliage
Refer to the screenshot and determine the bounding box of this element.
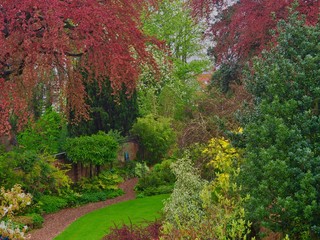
[190,0,319,63]
[0,0,159,136]
[103,221,162,240]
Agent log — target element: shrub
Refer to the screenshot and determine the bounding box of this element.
[116,160,137,179]
[17,108,67,154]
[162,137,251,239]
[64,131,118,168]
[77,189,124,205]
[0,151,71,195]
[38,195,68,214]
[162,155,206,231]
[26,213,43,229]
[135,159,175,196]
[134,162,149,178]
[130,114,176,163]
[103,220,162,240]
[12,213,44,229]
[0,185,32,240]
[240,12,320,238]
[75,171,123,193]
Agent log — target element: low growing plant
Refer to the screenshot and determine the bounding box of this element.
[74,171,123,193]
[103,220,162,240]
[38,195,68,214]
[0,185,32,240]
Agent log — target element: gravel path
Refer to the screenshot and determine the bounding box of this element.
[29,178,138,240]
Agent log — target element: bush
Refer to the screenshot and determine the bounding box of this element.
[77,189,124,205]
[26,213,44,229]
[38,195,68,214]
[134,162,149,178]
[130,114,176,163]
[162,138,251,239]
[162,156,206,231]
[64,131,118,167]
[116,160,137,179]
[135,159,175,196]
[103,220,162,240]
[0,185,32,240]
[240,12,320,238]
[13,213,44,229]
[17,108,67,154]
[75,171,123,193]
[0,151,71,195]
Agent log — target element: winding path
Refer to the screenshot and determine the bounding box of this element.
[29,178,138,240]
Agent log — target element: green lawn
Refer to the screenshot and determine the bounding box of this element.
[54,194,168,240]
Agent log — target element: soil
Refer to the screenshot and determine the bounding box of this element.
[29,178,138,240]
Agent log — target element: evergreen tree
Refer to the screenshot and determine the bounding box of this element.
[240,12,320,239]
[68,79,138,137]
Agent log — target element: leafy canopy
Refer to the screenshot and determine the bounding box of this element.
[240,12,320,238]
[0,0,159,136]
[64,131,119,166]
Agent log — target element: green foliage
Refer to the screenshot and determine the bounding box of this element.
[38,195,68,214]
[142,0,209,76]
[131,115,176,163]
[13,213,44,229]
[138,0,209,120]
[26,213,44,229]
[241,12,320,239]
[75,171,123,193]
[162,155,206,232]
[76,189,124,205]
[68,79,138,137]
[0,151,71,195]
[64,131,119,166]
[198,137,251,239]
[162,137,251,239]
[17,108,67,154]
[210,62,242,93]
[135,159,175,197]
[134,162,150,178]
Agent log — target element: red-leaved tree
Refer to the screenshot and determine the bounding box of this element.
[190,0,319,64]
[0,0,159,137]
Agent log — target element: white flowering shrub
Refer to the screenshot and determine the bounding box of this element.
[0,185,32,240]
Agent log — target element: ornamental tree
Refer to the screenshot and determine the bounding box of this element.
[64,131,119,174]
[189,0,319,91]
[0,0,159,137]
[190,0,319,64]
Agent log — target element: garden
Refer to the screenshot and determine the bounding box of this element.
[0,0,319,240]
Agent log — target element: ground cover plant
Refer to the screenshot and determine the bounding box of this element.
[54,194,168,240]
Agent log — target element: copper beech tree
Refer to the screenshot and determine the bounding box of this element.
[0,0,160,137]
[189,0,319,64]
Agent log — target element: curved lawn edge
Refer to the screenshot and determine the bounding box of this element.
[54,194,169,240]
